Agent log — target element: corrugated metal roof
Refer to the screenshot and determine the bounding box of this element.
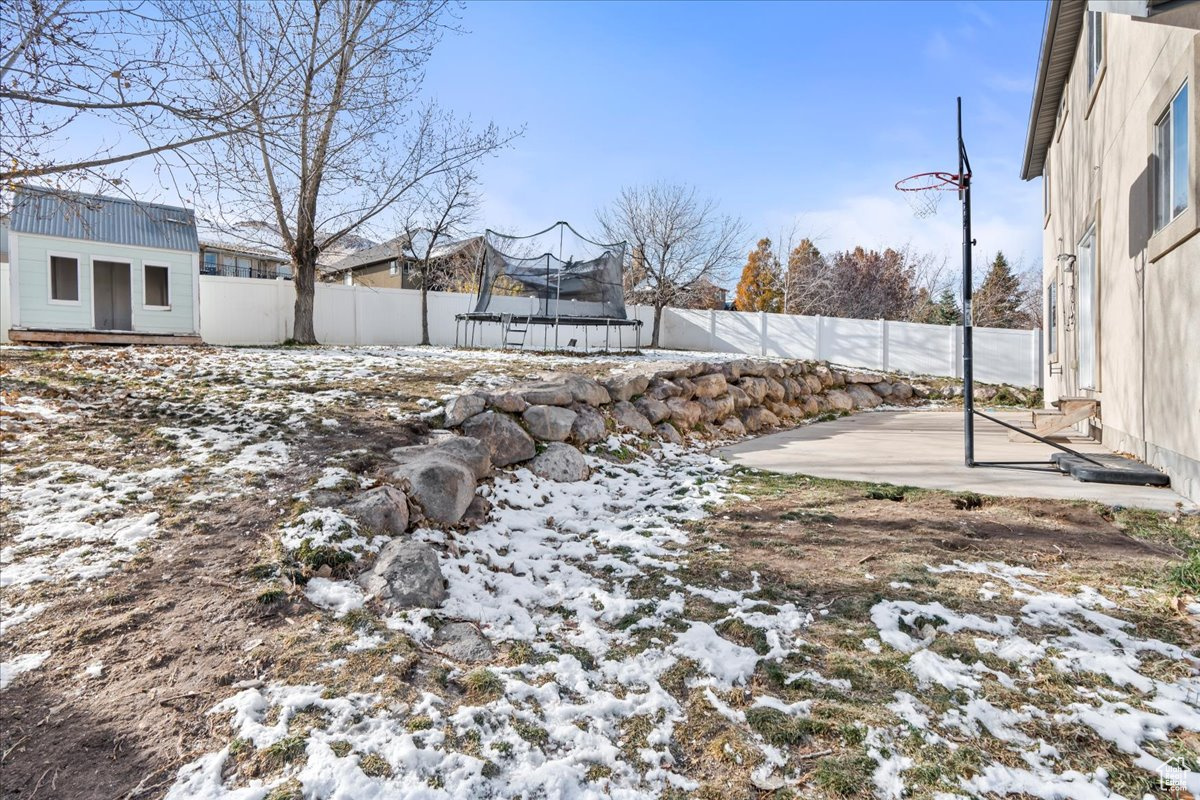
[9,186,199,252]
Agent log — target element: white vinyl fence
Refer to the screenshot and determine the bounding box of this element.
[1,274,1042,387]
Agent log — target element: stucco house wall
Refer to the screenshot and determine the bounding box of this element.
[1033,8,1198,500]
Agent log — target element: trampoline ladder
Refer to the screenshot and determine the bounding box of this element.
[501,314,528,350]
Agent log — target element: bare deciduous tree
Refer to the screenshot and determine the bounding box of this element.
[402,168,480,346]
[597,182,744,347]
[0,0,261,193]
[174,0,514,343]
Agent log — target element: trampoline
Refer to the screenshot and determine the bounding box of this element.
[454,222,642,352]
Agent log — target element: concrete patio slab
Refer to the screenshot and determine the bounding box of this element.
[718,409,1196,513]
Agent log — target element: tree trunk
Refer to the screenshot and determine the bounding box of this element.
[292,256,318,344]
[420,282,430,346]
[651,303,664,348]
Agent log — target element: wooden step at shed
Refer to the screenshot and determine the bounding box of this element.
[1009,397,1099,442]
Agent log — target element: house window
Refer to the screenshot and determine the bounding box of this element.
[145,265,170,307]
[1154,81,1189,231]
[344,273,353,286]
[1047,282,1057,357]
[389,261,399,276]
[50,255,80,302]
[1086,11,1103,89]
[202,251,218,275]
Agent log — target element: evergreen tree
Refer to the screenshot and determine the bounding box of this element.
[932,288,962,324]
[734,238,783,312]
[973,252,1028,328]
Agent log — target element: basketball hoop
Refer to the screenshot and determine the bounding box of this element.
[894,171,966,218]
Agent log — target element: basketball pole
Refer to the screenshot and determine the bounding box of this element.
[958,96,976,468]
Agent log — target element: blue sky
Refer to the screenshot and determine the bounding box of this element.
[113,0,1047,284]
[419,0,1048,282]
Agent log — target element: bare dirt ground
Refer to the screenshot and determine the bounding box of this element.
[0,345,621,798]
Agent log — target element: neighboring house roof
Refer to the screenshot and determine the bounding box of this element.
[9,186,199,252]
[324,233,482,276]
[196,219,289,263]
[1021,0,1087,181]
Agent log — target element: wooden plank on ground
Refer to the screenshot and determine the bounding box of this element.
[7,329,204,346]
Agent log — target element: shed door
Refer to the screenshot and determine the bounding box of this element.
[94,261,133,331]
[1076,228,1096,390]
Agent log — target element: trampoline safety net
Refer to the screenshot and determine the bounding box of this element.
[473,222,628,319]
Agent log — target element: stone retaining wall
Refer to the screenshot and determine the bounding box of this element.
[331,359,1035,613]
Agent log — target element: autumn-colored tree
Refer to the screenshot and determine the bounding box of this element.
[823,246,916,319]
[973,252,1031,328]
[734,238,783,312]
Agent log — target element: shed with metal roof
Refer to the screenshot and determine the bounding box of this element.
[4,187,202,344]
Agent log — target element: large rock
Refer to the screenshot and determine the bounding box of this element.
[666,397,703,428]
[488,392,528,414]
[764,378,786,402]
[358,539,445,611]
[740,406,780,433]
[824,389,855,412]
[801,397,821,417]
[634,396,671,425]
[391,436,492,481]
[523,405,577,442]
[871,381,895,399]
[433,622,494,663]
[570,403,608,444]
[462,412,536,466]
[845,370,885,384]
[727,384,752,410]
[602,373,650,403]
[611,401,654,434]
[783,377,807,402]
[646,379,682,401]
[846,383,883,409]
[739,377,769,404]
[343,485,410,537]
[394,458,476,525]
[564,375,612,406]
[719,417,746,437]
[674,377,697,401]
[691,373,728,398]
[521,382,574,407]
[890,382,914,402]
[529,442,590,482]
[697,395,735,423]
[804,375,823,395]
[443,394,486,428]
[811,365,835,388]
[655,422,684,445]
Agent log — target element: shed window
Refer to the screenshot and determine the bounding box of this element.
[50,255,79,301]
[1154,81,1189,231]
[145,265,170,306]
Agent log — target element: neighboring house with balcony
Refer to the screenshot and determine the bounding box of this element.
[1022,0,1198,500]
[322,233,482,291]
[3,187,201,344]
